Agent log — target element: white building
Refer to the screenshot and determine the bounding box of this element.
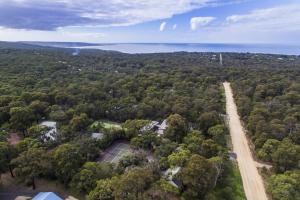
[164,166,181,187]
[140,121,159,132]
[156,119,167,136]
[91,132,104,140]
[39,121,57,141]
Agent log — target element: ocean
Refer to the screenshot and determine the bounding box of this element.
[76,43,300,55]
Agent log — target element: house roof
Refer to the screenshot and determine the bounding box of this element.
[156,119,168,136]
[91,132,104,140]
[39,121,58,141]
[32,192,63,200]
[40,121,56,128]
[140,121,159,132]
[164,166,181,188]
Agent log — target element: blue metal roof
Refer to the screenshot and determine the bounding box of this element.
[32,192,63,200]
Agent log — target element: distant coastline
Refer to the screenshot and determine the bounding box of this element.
[1,41,299,55]
[73,43,300,55]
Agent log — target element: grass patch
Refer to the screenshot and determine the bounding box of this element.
[210,161,246,200]
[90,120,122,131]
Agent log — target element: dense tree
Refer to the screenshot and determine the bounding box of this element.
[29,100,49,122]
[70,113,91,131]
[112,167,156,200]
[70,162,114,193]
[11,148,49,189]
[53,143,84,184]
[271,139,300,172]
[179,155,218,199]
[268,171,300,200]
[165,114,188,143]
[168,148,191,167]
[143,179,180,200]
[87,179,114,200]
[9,107,35,136]
[0,142,12,178]
[198,111,220,133]
[74,137,100,161]
[123,119,150,138]
[208,124,227,147]
[0,44,299,199]
[182,131,203,155]
[154,138,178,158]
[16,138,41,153]
[257,139,280,162]
[130,132,158,150]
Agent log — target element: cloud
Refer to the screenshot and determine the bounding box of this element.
[0,0,233,30]
[159,22,167,32]
[225,4,300,31]
[186,3,300,44]
[190,17,215,30]
[172,24,177,30]
[0,27,106,42]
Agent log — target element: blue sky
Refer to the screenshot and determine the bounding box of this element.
[0,0,299,44]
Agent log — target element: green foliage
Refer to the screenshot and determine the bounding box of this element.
[0,142,10,173]
[143,179,180,200]
[165,114,188,143]
[73,137,100,161]
[130,132,158,150]
[11,148,50,189]
[168,148,191,167]
[70,162,114,194]
[112,167,156,200]
[257,139,280,162]
[53,143,84,184]
[179,154,218,199]
[182,131,223,158]
[0,46,298,199]
[16,138,41,153]
[87,179,114,200]
[9,106,35,135]
[209,161,246,200]
[198,111,220,133]
[118,152,147,169]
[154,138,178,158]
[0,130,8,142]
[70,113,91,131]
[208,124,227,147]
[271,139,300,173]
[268,171,300,200]
[27,124,49,139]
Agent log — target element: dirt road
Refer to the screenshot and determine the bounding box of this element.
[223,82,268,200]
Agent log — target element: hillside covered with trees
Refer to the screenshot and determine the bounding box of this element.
[0,43,299,200]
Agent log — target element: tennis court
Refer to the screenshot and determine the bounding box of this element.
[100,141,133,163]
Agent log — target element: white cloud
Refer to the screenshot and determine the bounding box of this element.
[0,0,234,30]
[185,3,300,44]
[190,17,215,30]
[159,22,167,31]
[172,24,177,30]
[0,27,106,42]
[225,4,300,31]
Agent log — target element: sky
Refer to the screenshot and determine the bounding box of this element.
[0,0,299,44]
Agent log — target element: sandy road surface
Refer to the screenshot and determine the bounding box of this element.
[223,82,268,200]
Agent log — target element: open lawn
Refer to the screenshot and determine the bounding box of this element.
[90,120,122,131]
